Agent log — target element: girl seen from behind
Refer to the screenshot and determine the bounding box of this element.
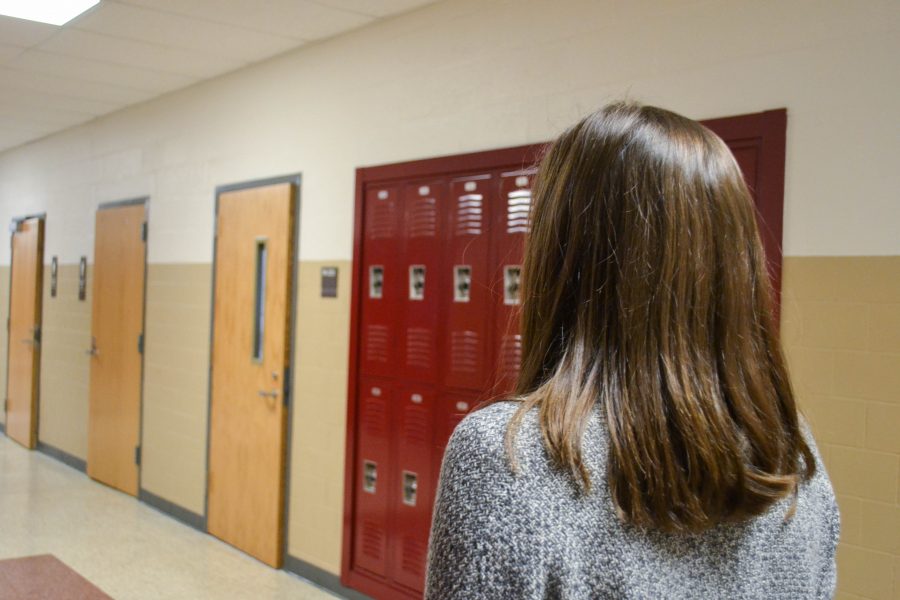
[425,102,839,599]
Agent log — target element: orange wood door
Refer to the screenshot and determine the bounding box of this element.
[87,203,146,496]
[6,218,44,449]
[207,183,295,568]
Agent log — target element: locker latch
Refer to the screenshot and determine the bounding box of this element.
[409,266,426,301]
[504,266,521,305]
[369,266,383,299]
[453,266,471,303]
[402,471,417,506]
[363,461,377,494]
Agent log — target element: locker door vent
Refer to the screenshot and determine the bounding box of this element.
[401,536,426,576]
[499,333,523,379]
[450,330,479,375]
[506,190,531,233]
[361,520,385,559]
[368,201,396,240]
[405,328,433,370]
[362,397,387,436]
[407,197,437,238]
[455,194,483,236]
[363,324,389,364]
[402,405,429,445]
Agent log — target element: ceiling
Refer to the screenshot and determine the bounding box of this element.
[0,0,437,153]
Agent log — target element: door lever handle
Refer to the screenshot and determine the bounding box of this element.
[85,337,99,357]
[258,390,279,399]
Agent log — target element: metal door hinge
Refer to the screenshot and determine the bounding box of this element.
[137,333,144,354]
[134,445,142,466]
[141,222,148,242]
[33,326,41,344]
[282,366,291,406]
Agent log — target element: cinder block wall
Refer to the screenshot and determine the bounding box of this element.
[0,0,897,596]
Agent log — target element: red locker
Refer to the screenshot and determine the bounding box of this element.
[360,186,402,378]
[491,169,535,397]
[442,175,494,391]
[352,379,394,576]
[435,392,476,455]
[390,386,435,593]
[400,181,444,384]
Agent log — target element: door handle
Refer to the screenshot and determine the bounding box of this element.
[258,390,279,399]
[85,337,99,357]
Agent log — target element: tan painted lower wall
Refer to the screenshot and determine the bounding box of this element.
[781,256,900,600]
[140,263,212,514]
[38,264,92,458]
[0,266,8,426]
[287,260,352,572]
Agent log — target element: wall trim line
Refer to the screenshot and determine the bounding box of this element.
[36,440,86,472]
[139,488,206,532]
[283,555,373,600]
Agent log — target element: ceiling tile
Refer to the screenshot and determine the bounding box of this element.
[313,0,438,18]
[74,2,302,62]
[0,66,150,105]
[38,28,244,79]
[118,0,373,40]
[0,87,120,116]
[0,44,23,64]
[9,49,197,93]
[0,16,58,48]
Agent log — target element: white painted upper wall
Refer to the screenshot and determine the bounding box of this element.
[0,0,897,264]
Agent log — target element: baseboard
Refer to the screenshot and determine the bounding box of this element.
[36,441,86,472]
[283,555,373,600]
[138,488,206,532]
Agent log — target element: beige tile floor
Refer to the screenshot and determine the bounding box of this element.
[0,435,339,600]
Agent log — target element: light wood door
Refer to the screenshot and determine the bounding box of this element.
[208,183,295,568]
[207,183,294,567]
[87,204,146,496]
[6,218,44,448]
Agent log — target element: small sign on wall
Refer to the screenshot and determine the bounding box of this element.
[321,266,338,298]
[50,256,58,298]
[78,257,87,301]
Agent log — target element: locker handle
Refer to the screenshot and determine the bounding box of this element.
[402,471,417,506]
[363,461,377,493]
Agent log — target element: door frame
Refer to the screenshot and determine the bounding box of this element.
[204,173,302,564]
[4,212,46,443]
[92,196,149,491]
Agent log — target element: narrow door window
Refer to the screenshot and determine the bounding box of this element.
[252,239,268,362]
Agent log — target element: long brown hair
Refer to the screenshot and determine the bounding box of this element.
[505,102,814,533]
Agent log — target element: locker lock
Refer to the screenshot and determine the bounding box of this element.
[504,266,522,305]
[409,266,426,300]
[402,471,418,506]
[454,266,471,303]
[363,461,377,494]
[369,266,384,299]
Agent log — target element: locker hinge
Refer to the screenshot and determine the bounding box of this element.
[134,445,142,466]
[141,222,148,242]
[282,366,291,407]
[137,333,144,354]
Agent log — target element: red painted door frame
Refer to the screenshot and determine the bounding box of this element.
[341,108,786,600]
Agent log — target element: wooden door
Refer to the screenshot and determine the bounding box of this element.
[207,182,295,568]
[6,217,44,448]
[87,203,147,496]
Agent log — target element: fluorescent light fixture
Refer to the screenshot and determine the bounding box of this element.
[0,0,100,26]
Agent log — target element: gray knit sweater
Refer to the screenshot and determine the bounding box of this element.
[425,401,839,599]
